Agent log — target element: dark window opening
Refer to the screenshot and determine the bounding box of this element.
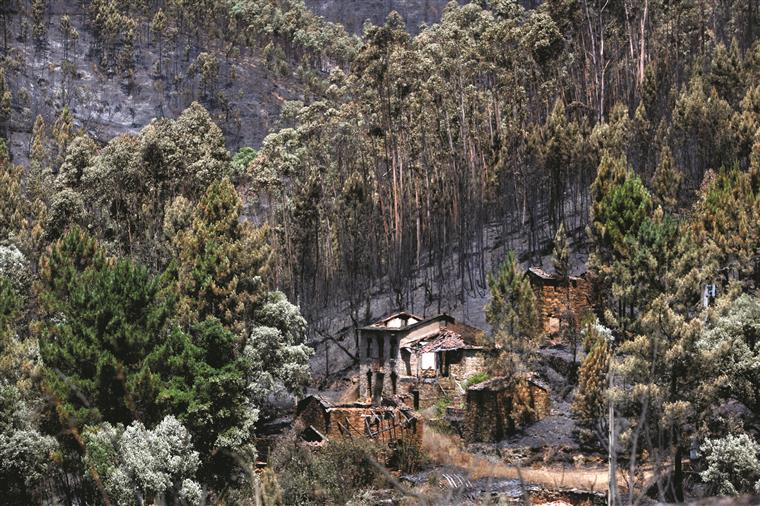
[390,336,397,358]
[438,352,449,377]
[377,335,384,360]
[412,391,420,410]
[366,335,372,358]
[373,373,384,404]
[446,350,463,365]
[366,371,372,397]
[391,372,397,395]
[401,349,412,375]
[301,425,326,443]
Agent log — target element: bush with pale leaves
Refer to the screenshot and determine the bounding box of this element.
[699,433,760,496]
[83,415,202,506]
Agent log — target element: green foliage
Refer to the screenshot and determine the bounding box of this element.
[269,435,382,506]
[172,178,270,335]
[698,295,760,411]
[245,291,312,405]
[143,319,253,461]
[434,397,451,417]
[231,146,258,174]
[700,433,760,496]
[486,251,539,364]
[572,324,610,429]
[688,167,760,288]
[0,275,20,339]
[593,171,653,259]
[464,371,490,389]
[0,146,27,241]
[552,222,569,282]
[82,415,202,506]
[651,145,683,214]
[38,228,173,427]
[0,384,58,505]
[42,103,233,265]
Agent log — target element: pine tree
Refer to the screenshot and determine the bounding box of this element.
[151,9,167,75]
[173,178,270,335]
[38,227,171,427]
[29,115,47,169]
[651,145,683,214]
[31,0,46,47]
[553,222,569,282]
[51,107,74,168]
[0,142,26,241]
[0,68,11,137]
[710,39,743,107]
[573,325,610,433]
[486,251,539,372]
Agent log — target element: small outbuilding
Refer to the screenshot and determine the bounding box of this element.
[527,267,593,335]
[464,375,551,443]
[293,395,424,447]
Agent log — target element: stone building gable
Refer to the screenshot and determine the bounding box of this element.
[463,375,551,443]
[527,267,593,335]
[293,395,424,446]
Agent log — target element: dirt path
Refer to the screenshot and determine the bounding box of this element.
[422,428,635,494]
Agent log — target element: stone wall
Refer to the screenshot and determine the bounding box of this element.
[295,397,332,436]
[358,319,446,403]
[329,406,424,446]
[463,379,551,443]
[294,398,424,446]
[448,350,488,382]
[394,349,491,410]
[533,277,592,335]
[464,388,512,443]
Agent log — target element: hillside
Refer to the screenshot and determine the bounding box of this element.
[2,0,356,165]
[304,0,458,34]
[2,0,760,505]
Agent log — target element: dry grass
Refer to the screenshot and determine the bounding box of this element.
[422,428,613,493]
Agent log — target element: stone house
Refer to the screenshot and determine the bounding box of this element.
[463,375,551,443]
[293,395,423,446]
[358,312,495,409]
[527,267,593,335]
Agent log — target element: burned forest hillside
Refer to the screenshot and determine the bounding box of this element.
[1,0,760,505]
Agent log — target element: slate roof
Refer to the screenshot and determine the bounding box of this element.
[417,329,486,353]
[365,311,424,328]
[527,266,585,282]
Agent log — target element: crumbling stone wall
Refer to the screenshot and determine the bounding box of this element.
[464,388,512,443]
[533,277,592,335]
[294,396,331,435]
[326,406,424,446]
[294,398,424,446]
[464,379,551,443]
[447,350,487,382]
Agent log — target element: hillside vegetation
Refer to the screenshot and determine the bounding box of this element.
[1,0,760,504]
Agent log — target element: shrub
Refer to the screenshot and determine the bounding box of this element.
[700,433,760,496]
[269,434,383,505]
[388,437,427,474]
[464,372,489,389]
[434,398,451,417]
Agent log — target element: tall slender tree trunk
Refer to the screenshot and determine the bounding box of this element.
[608,365,618,506]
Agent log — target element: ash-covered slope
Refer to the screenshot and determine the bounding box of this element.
[2,0,315,164]
[305,0,460,34]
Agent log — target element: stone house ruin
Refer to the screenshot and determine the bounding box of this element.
[527,267,593,335]
[464,375,551,443]
[358,312,495,409]
[293,395,423,446]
